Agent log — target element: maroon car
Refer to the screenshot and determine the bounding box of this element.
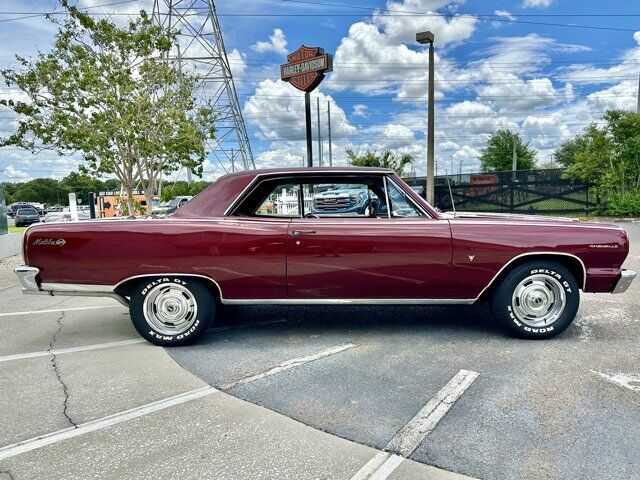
[15,167,635,346]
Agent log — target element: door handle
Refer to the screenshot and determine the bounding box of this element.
[291,230,317,236]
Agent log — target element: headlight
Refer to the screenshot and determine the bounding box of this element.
[353,194,362,203]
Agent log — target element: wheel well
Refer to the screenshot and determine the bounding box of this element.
[114,275,223,302]
[478,253,585,300]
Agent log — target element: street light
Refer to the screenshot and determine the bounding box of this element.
[416,31,435,205]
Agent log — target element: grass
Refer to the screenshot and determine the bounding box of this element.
[8,225,27,234]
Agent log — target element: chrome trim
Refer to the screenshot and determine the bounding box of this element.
[222,298,475,305]
[612,269,636,294]
[474,252,587,299]
[113,273,224,299]
[382,176,392,219]
[41,282,115,293]
[15,266,40,293]
[14,266,129,307]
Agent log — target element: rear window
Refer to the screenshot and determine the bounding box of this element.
[17,208,37,215]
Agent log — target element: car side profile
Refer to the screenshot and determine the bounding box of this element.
[15,167,635,346]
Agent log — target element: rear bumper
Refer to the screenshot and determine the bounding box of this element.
[612,269,636,294]
[14,265,129,307]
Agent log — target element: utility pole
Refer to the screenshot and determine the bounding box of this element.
[327,100,333,166]
[305,93,313,166]
[416,31,435,205]
[458,159,463,182]
[512,132,518,181]
[316,97,322,166]
[637,65,640,114]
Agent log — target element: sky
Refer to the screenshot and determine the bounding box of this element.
[0,0,639,183]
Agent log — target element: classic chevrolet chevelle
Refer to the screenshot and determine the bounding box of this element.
[15,167,636,346]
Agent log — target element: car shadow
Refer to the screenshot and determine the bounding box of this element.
[203,302,507,341]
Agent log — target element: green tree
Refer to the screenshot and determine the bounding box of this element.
[553,134,590,168]
[479,130,537,172]
[346,149,413,175]
[563,110,640,214]
[0,1,215,216]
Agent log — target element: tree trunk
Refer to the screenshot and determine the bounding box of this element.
[145,188,154,216]
[124,183,136,218]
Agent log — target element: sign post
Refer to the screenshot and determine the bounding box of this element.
[281,45,333,167]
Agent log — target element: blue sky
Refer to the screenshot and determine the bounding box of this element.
[0,0,639,182]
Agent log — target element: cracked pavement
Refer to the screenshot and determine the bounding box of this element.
[46,312,77,429]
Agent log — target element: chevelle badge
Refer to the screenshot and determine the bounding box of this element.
[33,238,66,247]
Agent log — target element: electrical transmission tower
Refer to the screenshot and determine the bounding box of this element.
[152,0,255,172]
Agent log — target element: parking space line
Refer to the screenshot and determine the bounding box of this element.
[222,343,356,390]
[0,386,218,461]
[0,343,357,460]
[0,305,123,318]
[0,339,146,363]
[350,369,479,480]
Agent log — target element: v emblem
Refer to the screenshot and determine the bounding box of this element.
[468,255,475,262]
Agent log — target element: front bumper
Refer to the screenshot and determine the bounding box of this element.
[612,269,636,294]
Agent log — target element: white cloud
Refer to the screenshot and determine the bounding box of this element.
[522,0,553,8]
[352,104,368,117]
[635,31,640,46]
[227,48,247,78]
[251,29,288,55]
[492,10,516,28]
[2,165,31,182]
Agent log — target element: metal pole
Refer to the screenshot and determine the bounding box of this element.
[88,192,96,219]
[512,132,517,181]
[316,97,322,166]
[327,100,333,166]
[637,66,640,114]
[305,92,313,167]
[426,40,435,205]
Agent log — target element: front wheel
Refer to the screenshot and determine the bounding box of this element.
[129,277,216,346]
[490,261,580,339]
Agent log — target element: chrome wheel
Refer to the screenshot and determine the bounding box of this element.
[511,274,566,327]
[142,283,198,336]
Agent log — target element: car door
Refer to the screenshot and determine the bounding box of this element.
[286,176,453,300]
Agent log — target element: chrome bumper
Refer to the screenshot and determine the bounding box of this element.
[14,265,41,294]
[13,265,129,307]
[612,269,636,294]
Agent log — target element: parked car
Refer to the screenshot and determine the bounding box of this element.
[15,167,635,346]
[152,196,193,215]
[8,202,36,218]
[310,185,371,215]
[14,208,40,227]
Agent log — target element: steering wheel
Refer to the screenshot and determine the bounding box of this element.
[304,212,319,218]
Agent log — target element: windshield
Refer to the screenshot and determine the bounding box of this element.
[17,208,37,215]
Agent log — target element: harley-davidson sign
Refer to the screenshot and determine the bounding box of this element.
[280,45,333,92]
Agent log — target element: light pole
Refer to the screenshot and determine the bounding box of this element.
[416,31,435,205]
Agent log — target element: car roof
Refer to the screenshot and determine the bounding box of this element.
[173,167,394,219]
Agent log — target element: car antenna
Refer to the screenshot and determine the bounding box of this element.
[446,176,456,215]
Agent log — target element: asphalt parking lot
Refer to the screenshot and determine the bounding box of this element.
[0,222,639,480]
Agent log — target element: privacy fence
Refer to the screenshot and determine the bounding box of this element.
[406,168,599,215]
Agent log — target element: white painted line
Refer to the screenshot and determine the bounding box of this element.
[369,455,404,480]
[350,452,391,480]
[0,339,146,363]
[351,368,479,480]
[591,370,640,392]
[222,343,356,390]
[0,342,356,460]
[0,305,123,318]
[386,369,479,457]
[0,386,218,461]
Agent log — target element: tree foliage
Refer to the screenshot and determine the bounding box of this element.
[346,149,413,175]
[0,1,215,216]
[558,110,640,214]
[479,130,537,172]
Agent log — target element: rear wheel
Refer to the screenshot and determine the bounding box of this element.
[490,261,579,339]
[129,277,215,346]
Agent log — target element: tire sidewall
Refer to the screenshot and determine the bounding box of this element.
[130,277,214,346]
[492,262,579,339]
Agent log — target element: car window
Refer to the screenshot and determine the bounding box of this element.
[254,183,301,217]
[386,180,425,218]
[302,181,387,218]
[17,208,37,215]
